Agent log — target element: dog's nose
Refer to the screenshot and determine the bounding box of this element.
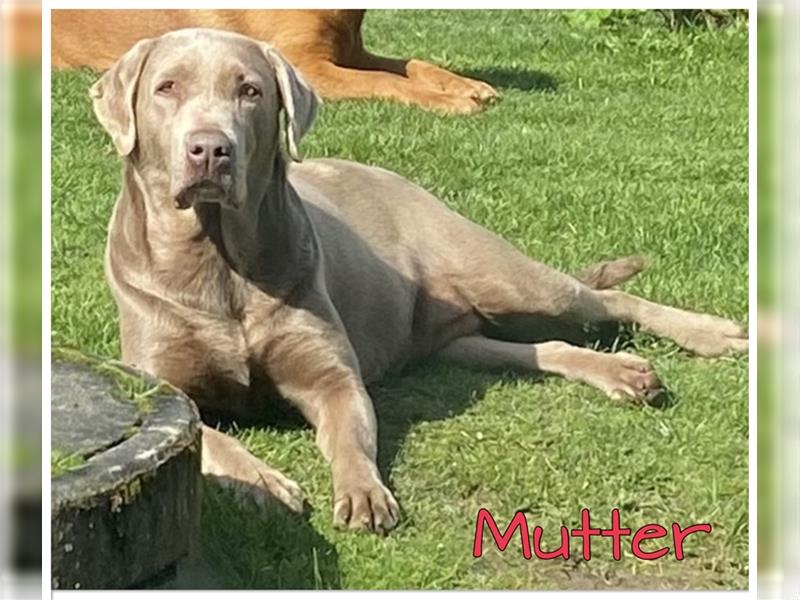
[185,129,232,175]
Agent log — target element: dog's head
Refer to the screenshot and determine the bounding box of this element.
[90,28,319,210]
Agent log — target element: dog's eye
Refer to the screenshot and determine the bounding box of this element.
[156,80,175,95]
[239,83,261,99]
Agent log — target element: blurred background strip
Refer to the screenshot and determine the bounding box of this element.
[757,3,779,596]
[758,2,800,599]
[780,2,800,600]
[1,1,42,599]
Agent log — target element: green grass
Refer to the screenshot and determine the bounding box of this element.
[51,10,749,590]
[51,449,87,478]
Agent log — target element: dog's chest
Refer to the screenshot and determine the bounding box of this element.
[183,297,294,420]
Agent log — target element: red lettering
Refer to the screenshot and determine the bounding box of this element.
[601,508,631,560]
[473,508,532,559]
[672,523,712,560]
[570,508,602,560]
[631,524,669,560]
[532,526,570,560]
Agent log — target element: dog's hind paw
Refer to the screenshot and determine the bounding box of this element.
[599,352,666,406]
[674,315,749,357]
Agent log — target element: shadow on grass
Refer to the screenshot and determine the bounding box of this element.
[369,362,517,481]
[190,482,342,589]
[465,67,559,93]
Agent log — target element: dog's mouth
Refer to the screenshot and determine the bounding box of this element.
[174,178,232,210]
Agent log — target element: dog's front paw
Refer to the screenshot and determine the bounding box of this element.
[429,92,486,115]
[243,460,306,513]
[205,455,306,514]
[457,78,499,104]
[333,481,400,535]
[406,59,500,105]
[332,464,399,534]
[201,425,305,513]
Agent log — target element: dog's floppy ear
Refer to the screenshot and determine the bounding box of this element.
[89,38,155,156]
[261,44,320,162]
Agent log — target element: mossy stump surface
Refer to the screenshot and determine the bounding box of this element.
[51,353,202,589]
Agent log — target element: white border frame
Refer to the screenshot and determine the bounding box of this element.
[41,2,757,598]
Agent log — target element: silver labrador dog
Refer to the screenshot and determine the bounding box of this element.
[92,28,747,534]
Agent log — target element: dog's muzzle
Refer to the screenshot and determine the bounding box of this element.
[174,128,235,209]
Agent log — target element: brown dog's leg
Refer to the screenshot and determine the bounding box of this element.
[292,10,498,111]
[353,53,499,105]
[437,335,663,404]
[296,59,488,114]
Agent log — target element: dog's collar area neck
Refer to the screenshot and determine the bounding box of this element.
[212,176,318,297]
[123,155,316,297]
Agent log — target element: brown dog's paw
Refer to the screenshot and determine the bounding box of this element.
[458,78,499,104]
[332,472,399,534]
[423,92,487,115]
[406,59,499,104]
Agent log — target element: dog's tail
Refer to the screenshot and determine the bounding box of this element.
[574,255,648,290]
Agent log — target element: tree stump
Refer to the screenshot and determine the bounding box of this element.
[51,352,202,589]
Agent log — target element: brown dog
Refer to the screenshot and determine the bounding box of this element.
[53,9,498,114]
[94,29,746,534]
